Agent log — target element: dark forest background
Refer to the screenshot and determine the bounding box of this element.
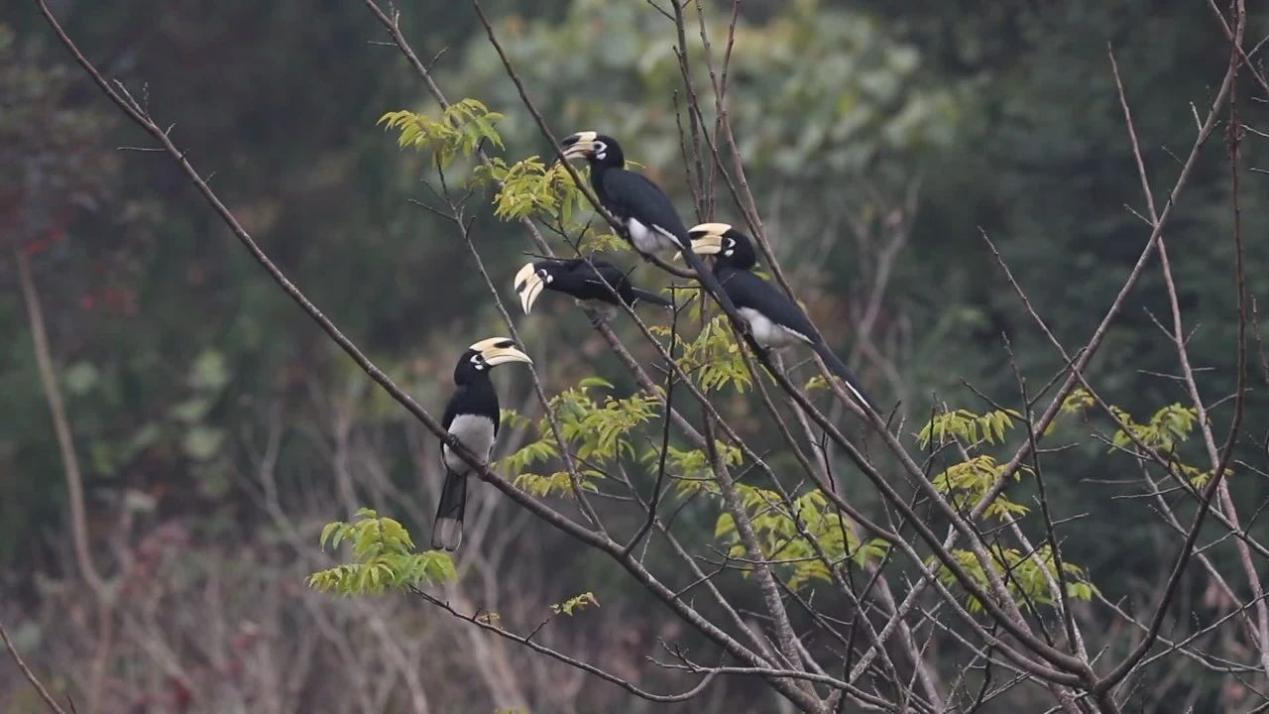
[3,1,1266,711]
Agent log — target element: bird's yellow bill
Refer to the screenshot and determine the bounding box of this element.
[561,130,598,160]
[513,263,545,314]
[470,337,533,366]
[689,234,725,255]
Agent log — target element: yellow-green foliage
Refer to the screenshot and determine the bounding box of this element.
[804,374,830,392]
[654,316,753,393]
[918,408,1020,448]
[715,485,889,590]
[930,545,1097,614]
[1061,387,1095,414]
[1111,403,1198,452]
[932,455,1029,520]
[476,155,588,223]
[378,99,504,167]
[551,591,599,616]
[513,471,598,499]
[578,232,629,254]
[556,379,660,461]
[500,379,660,498]
[917,407,1028,520]
[308,509,456,596]
[666,442,741,498]
[1099,399,1216,485]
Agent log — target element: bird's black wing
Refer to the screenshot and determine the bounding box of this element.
[587,261,634,290]
[553,259,624,303]
[600,169,741,317]
[721,269,817,342]
[441,383,501,435]
[723,270,877,410]
[441,386,464,432]
[600,170,689,246]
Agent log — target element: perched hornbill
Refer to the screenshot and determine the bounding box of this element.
[560,131,739,316]
[434,337,533,551]
[689,223,876,411]
[513,258,670,314]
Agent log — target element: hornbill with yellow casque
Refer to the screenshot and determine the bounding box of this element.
[513,258,670,314]
[689,222,876,411]
[433,337,533,551]
[560,131,739,316]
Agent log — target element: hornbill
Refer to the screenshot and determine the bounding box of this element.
[513,258,670,314]
[559,131,739,316]
[433,337,533,551]
[688,222,876,411]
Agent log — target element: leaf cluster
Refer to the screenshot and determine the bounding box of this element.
[501,378,661,498]
[378,98,504,167]
[308,509,456,596]
[1110,403,1198,452]
[668,443,741,498]
[654,316,752,394]
[930,545,1097,614]
[932,455,1029,521]
[918,408,1020,449]
[476,155,589,224]
[715,485,888,591]
[551,591,600,616]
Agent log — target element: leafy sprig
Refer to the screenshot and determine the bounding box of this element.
[308,508,456,596]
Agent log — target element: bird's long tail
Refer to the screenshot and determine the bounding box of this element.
[812,341,877,413]
[629,287,671,307]
[431,469,468,552]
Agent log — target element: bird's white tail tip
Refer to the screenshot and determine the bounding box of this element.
[431,518,463,552]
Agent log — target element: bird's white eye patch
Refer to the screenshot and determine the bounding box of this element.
[593,141,607,159]
[470,354,485,369]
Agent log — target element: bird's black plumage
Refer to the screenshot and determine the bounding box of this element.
[515,258,670,313]
[561,132,740,317]
[433,338,531,551]
[690,224,876,411]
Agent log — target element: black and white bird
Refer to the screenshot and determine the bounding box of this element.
[688,222,876,411]
[560,131,739,316]
[513,258,670,314]
[434,337,533,551]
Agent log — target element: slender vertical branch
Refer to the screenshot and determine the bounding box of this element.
[15,250,104,594]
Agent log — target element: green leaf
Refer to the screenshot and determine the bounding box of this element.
[63,361,99,395]
[190,350,229,391]
[182,425,224,460]
[578,376,614,390]
[551,591,599,616]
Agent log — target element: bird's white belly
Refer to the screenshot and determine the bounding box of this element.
[626,217,679,255]
[444,414,496,474]
[738,307,808,349]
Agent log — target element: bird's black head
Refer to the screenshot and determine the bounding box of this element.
[454,337,533,383]
[513,260,567,314]
[688,223,757,270]
[561,131,624,168]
